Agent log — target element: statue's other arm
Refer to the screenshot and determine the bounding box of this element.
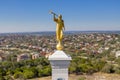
[62,20,65,30]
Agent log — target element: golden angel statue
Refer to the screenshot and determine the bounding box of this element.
[49,11,65,50]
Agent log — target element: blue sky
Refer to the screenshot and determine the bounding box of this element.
[0,0,120,33]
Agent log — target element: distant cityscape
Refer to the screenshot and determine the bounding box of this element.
[0,31,120,61]
[0,31,120,80]
[0,31,120,35]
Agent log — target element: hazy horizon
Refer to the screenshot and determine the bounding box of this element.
[0,30,120,34]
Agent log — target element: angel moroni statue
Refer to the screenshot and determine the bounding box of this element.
[49,11,65,50]
[49,11,71,80]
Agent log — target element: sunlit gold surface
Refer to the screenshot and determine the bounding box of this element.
[51,12,65,50]
[56,41,63,50]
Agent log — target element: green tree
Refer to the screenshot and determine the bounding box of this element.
[113,66,120,74]
[23,69,35,79]
[0,76,5,80]
[0,68,6,76]
[13,71,23,79]
[101,64,115,73]
[38,66,51,77]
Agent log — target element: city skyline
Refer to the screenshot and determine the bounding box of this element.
[0,0,120,33]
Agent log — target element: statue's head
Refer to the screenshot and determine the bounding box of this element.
[58,14,62,19]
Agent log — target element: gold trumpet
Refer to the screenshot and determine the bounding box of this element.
[49,10,58,17]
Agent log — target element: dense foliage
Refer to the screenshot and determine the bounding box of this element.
[0,57,51,80]
[1,52,120,80]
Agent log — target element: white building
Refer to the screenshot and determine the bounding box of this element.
[0,56,3,62]
[32,53,40,60]
[115,51,120,58]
